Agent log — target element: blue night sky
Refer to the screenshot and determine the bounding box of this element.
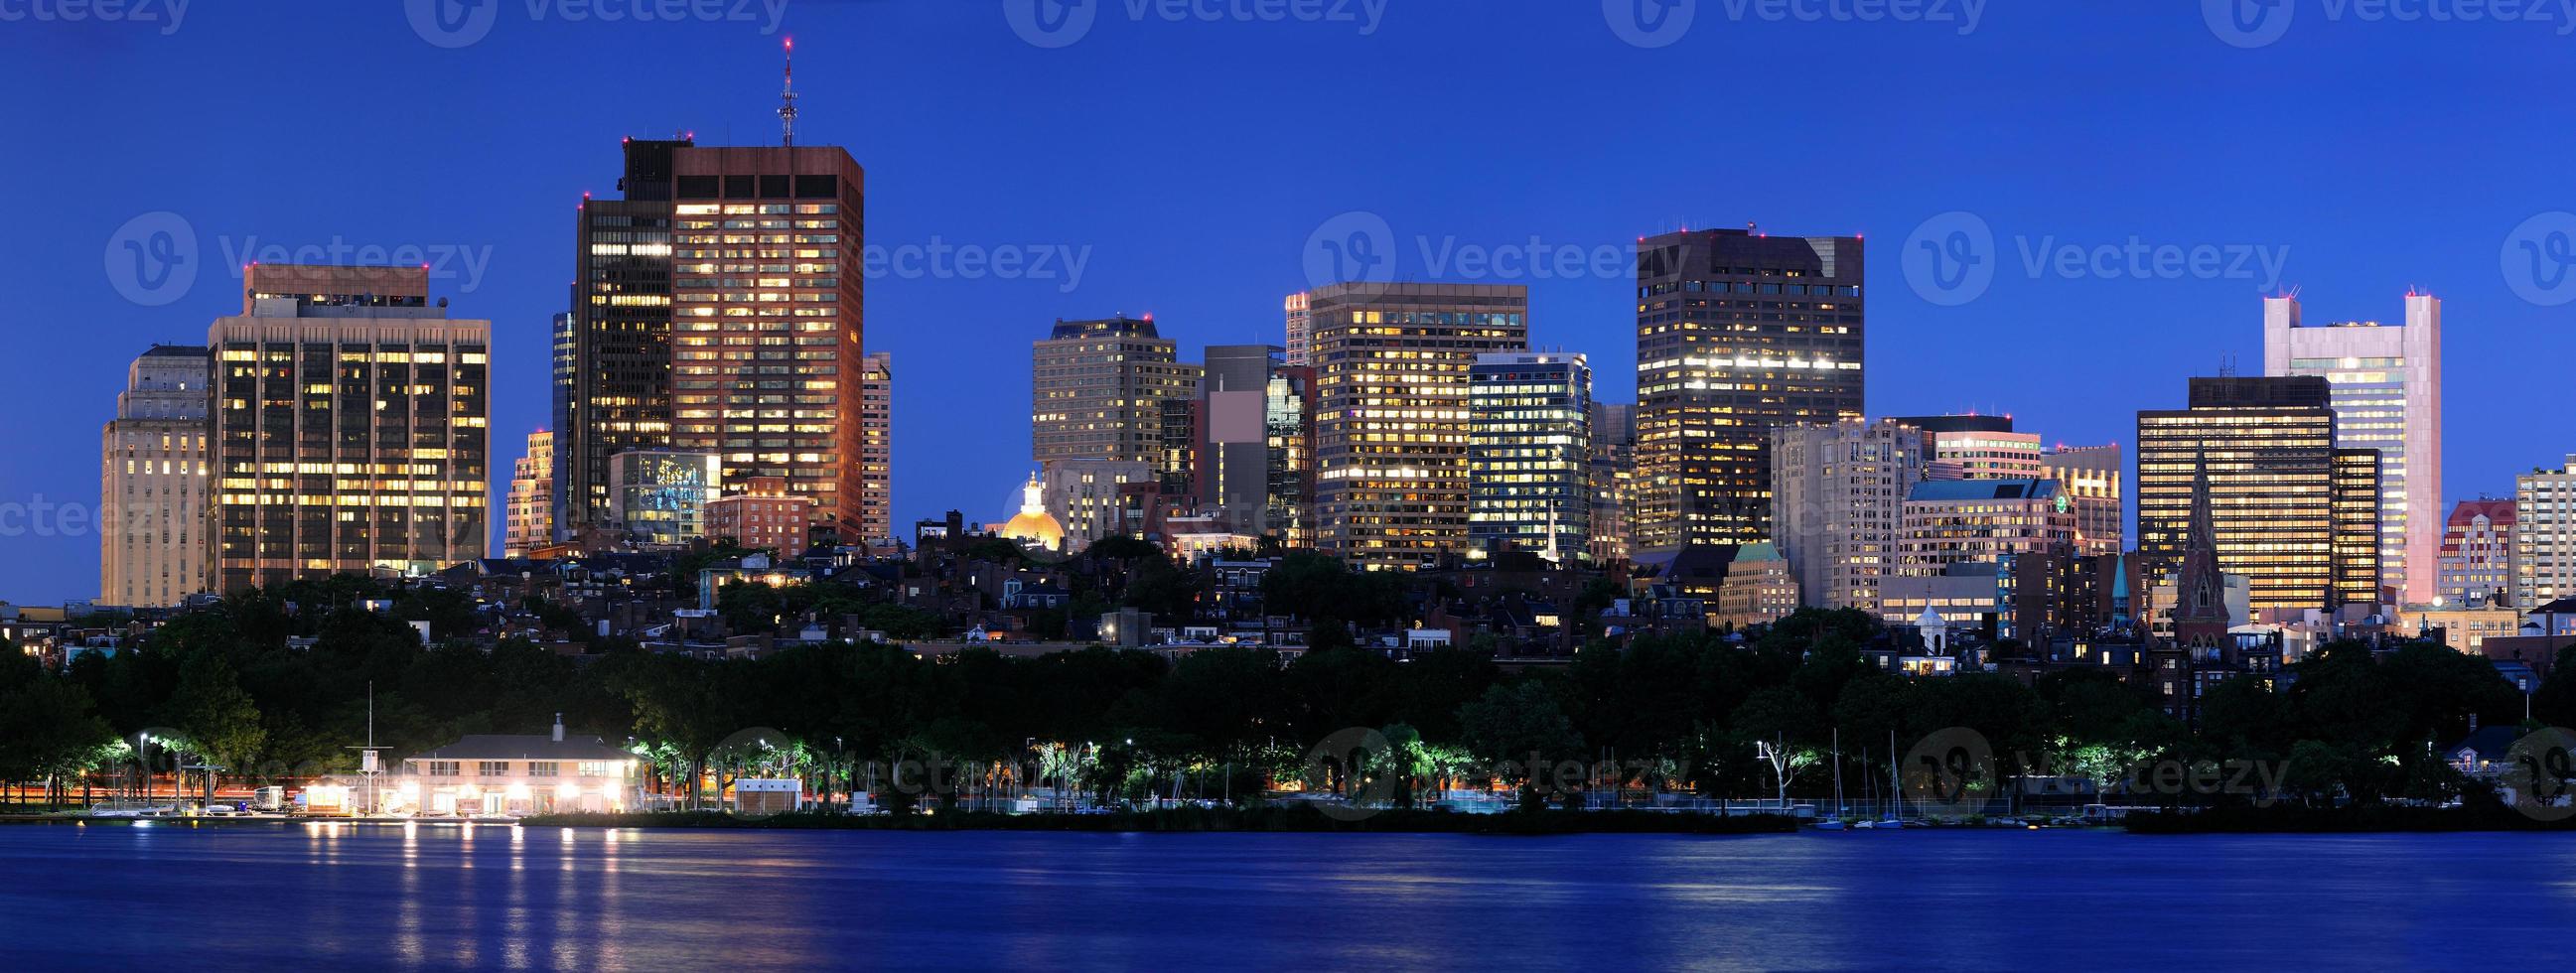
[4,0,2573,605]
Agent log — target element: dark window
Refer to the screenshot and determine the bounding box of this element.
[795,175,837,199]
[676,176,719,199]
[760,175,791,198]
[725,175,756,198]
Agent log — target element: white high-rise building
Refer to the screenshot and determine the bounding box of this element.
[2516,458,2576,611]
[100,346,212,607]
[1772,419,1927,612]
[2263,293,2442,605]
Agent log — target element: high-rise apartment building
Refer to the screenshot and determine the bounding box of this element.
[857,351,893,549]
[2136,376,2377,614]
[503,430,553,557]
[2041,444,2125,557]
[208,264,489,594]
[2263,293,2442,605]
[1304,282,1529,570]
[1468,352,1593,563]
[1893,415,2043,481]
[668,145,868,534]
[99,345,212,607]
[1282,292,1312,367]
[1587,401,1638,564]
[2514,458,2576,611]
[1635,228,1865,550]
[1032,316,1200,466]
[1772,419,1926,611]
[2438,498,2514,608]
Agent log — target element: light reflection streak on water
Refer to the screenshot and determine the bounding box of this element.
[396,822,422,967]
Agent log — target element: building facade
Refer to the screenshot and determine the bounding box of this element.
[666,145,869,534]
[1895,479,2075,576]
[2438,498,2515,608]
[2262,293,2443,605]
[1772,419,1926,611]
[1032,316,1200,466]
[1712,541,1800,627]
[1587,401,1637,564]
[560,138,683,539]
[705,476,814,555]
[1468,352,1593,563]
[1264,366,1316,548]
[503,431,553,557]
[2041,444,2125,557]
[208,265,490,594]
[99,346,212,607]
[1635,228,1865,550]
[2136,376,2375,614]
[1282,292,1312,367]
[606,450,720,548]
[858,351,894,549]
[1202,345,1282,539]
[1041,459,1156,551]
[1893,415,2043,480]
[2515,458,2576,611]
[1305,282,1529,570]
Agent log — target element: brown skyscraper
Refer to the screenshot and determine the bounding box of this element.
[857,351,894,549]
[209,265,489,594]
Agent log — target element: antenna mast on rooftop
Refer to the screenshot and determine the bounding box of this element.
[779,37,799,147]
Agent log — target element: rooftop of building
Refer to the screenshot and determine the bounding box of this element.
[1906,478,2061,502]
[1049,316,1162,341]
[407,733,632,763]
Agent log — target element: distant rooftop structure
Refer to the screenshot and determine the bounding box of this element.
[1906,478,2060,503]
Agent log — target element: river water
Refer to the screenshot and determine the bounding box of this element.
[2,822,2568,970]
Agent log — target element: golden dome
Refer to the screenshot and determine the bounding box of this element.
[1001,472,1065,549]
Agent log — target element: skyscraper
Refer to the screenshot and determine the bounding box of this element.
[503,430,553,557]
[1895,478,2075,576]
[1587,401,1637,564]
[858,351,894,549]
[561,139,682,538]
[667,145,869,535]
[1635,227,1865,550]
[2262,293,2442,605]
[1282,292,1312,367]
[99,345,211,607]
[1032,316,1200,466]
[2438,498,2514,608]
[2514,459,2576,611]
[2136,376,2377,614]
[208,264,489,594]
[1203,345,1282,538]
[1772,419,1926,611]
[1468,351,1593,563]
[1265,365,1317,548]
[1305,282,1529,570]
[2041,444,2125,558]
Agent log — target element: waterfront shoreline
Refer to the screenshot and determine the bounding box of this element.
[518,806,1804,835]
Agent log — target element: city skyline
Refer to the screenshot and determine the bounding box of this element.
[10,4,2576,602]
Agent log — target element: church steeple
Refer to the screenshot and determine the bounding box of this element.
[2172,448,2230,648]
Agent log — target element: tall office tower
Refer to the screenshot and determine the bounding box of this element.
[1306,282,1529,570]
[1203,345,1282,537]
[2136,376,2377,614]
[562,138,683,538]
[1892,415,2043,480]
[1042,459,1157,551]
[208,265,490,594]
[1468,352,1594,563]
[1282,292,1312,367]
[2263,293,2443,605]
[857,351,894,549]
[548,310,574,536]
[1772,419,1926,611]
[2514,458,2576,610]
[1158,397,1201,495]
[2332,449,2384,608]
[1895,479,2075,576]
[1264,365,1316,547]
[1032,316,1201,465]
[667,145,869,535]
[99,345,212,607]
[1587,401,1638,564]
[503,430,553,557]
[2041,444,2125,557]
[2438,499,2515,607]
[1634,227,1865,550]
